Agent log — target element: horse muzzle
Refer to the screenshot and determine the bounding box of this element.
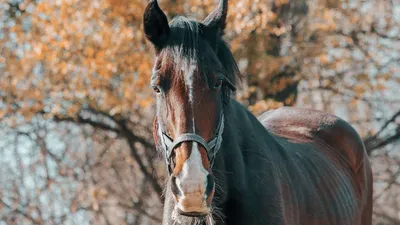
[171,173,215,216]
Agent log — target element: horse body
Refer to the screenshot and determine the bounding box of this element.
[258,106,373,225]
[162,100,372,225]
[143,1,372,224]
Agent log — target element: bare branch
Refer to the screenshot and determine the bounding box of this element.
[117,119,164,199]
[373,211,400,225]
[0,199,40,225]
[364,110,400,153]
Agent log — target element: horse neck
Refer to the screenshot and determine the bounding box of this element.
[221,98,270,153]
[212,97,273,194]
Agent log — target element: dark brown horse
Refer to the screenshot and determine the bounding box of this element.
[143,0,373,224]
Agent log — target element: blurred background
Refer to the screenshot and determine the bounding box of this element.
[0,0,399,224]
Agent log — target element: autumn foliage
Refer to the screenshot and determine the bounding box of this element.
[1,0,400,224]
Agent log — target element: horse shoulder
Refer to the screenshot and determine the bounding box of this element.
[258,107,369,180]
[258,107,373,224]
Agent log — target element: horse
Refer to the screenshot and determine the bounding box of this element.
[143,0,373,224]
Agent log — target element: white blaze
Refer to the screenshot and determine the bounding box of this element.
[176,58,211,212]
[176,142,209,212]
[176,142,209,193]
[183,62,197,132]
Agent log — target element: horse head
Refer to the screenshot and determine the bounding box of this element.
[143,0,238,217]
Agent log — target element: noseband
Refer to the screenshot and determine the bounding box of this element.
[158,110,225,174]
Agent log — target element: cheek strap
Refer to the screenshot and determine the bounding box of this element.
[153,117,159,148]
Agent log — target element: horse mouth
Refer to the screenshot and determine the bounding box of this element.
[177,208,209,217]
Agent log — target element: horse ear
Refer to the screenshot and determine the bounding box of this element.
[143,0,169,50]
[202,0,228,36]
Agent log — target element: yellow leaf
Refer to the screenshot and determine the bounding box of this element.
[375,83,386,91]
[86,47,95,58]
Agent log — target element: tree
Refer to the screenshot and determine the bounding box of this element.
[1,0,399,224]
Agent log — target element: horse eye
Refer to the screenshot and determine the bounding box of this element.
[214,79,223,89]
[152,86,161,94]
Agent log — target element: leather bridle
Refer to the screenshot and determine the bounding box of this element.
[156,76,235,174]
[158,110,225,174]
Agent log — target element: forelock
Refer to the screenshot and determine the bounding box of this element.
[155,16,239,95]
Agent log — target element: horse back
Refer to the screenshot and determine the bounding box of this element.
[258,107,373,225]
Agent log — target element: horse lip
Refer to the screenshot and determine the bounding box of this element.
[177,208,209,217]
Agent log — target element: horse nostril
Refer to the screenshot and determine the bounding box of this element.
[171,175,181,197]
[205,174,215,197]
